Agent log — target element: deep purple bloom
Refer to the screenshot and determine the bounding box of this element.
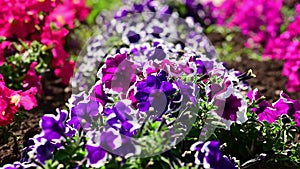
[221,94,242,121]
[69,99,102,129]
[133,3,144,12]
[36,141,56,164]
[127,31,141,43]
[104,101,140,137]
[40,109,68,140]
[195,60,214,75]
[190,141,236,169]
[2,162,30,169]
[174,80,200,105]
[206,76,247,129]
[86,145,107,167]
[135,70,176,116]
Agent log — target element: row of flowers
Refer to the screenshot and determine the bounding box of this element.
[2,1,300,168]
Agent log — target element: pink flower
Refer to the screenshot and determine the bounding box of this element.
[18,87,38,110]
[212,0,283,48]
[0,73,38,126]
[23,62,42,94]
[27,0,59,13]
[41,25,69,46]
[51,45,70,67]
[282,60,300,92]
[54,60,75,85]
[46,4,76,29]
[64,0,90,21]
[0,1,39,39]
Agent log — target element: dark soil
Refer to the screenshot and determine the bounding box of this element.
[226,56,300,102]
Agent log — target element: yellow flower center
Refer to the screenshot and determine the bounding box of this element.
[10,94,21,106]
[56,15,65,25]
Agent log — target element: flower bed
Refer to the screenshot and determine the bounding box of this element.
[1,0,300,169]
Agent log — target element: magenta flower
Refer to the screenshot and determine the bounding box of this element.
[257,107,280,123]
[0,74,38,126]
[99,53,127,89]
[54,60,75,85]
[252,91,300,123]
[273,91,300,116]
[23,62,42,94]
[294,111,300,127]
[47,4,76,29]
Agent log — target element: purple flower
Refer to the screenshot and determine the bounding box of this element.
[220,94,241,121]
[35,141,56,164]
[174,80,200,105]
[2,162,25,169]
[148,46,167,61]
[86,145,107,167]
[40,109,68,140]
[104,101,140,137]
[195,59,214,75]
[135,70,176,116]
[113,136,139,158]
[89,82,110,106]
[69,99,103,129]
[190,141,236,169]
[127,30,141,43]
[206,77,247,129]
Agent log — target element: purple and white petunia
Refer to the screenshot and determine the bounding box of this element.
[68,99,103,130]
[206,75,248,129]
[40,109,69,140]
[190,140,236,169]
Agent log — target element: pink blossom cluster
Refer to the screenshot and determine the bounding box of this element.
[209,0,283,48]
[0,74,37,126]
[263,4,300,92]
[0,0,90,87]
